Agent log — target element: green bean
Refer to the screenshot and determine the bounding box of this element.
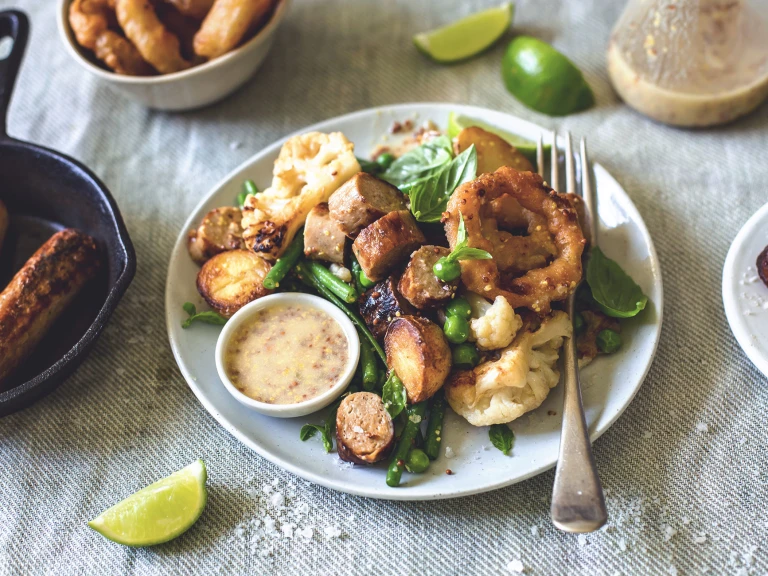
[263,230,304,290]
[386,402,428,487]
[424,390,446,460]
[350,256,365,295]
[359,335,379,391]
[295,262,386,364]
[244,179,259,196]
[306,260,357,303]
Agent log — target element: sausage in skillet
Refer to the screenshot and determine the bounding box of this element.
[0,229,100,387]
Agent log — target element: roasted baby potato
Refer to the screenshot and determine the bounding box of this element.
[385,316,452,403]
[455,127,534,175]
[196,249,272,316]
[187,206,244,265]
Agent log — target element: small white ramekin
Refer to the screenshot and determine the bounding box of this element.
[215,293,360,418]
[57,0,289,111]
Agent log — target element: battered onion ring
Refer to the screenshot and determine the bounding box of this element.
[164,0,215,20]
[69,0,153,75]
[444,166,586,314]
[193,0,274,59]
[116,0,191,74]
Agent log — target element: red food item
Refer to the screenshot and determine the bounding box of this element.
[758,245,768,288]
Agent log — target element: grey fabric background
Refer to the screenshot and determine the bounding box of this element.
[1,0,767,574]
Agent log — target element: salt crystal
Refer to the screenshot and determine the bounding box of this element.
[349,514,356,524]
[618,538,627,552]
[682,516,690,525]
[693,535,707,544]
[271,477,280,487]
[530,526,539,537]
[263,515,276,534]
[270,492,285,508]
[663,525,677,542]
[643,431,653,439]
[445,446,455,459]
[116,368,126,376]
[296,526,314,540]
[668,567,678,576]
[696,423,709,433]
[262,485,273,495]
[353,425,365,434]
[229,141,242,150]
[281,523,295,539]
[578,534,587,546]
[324,525,342,539]
[506,559,524,573]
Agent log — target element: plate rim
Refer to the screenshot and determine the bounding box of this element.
[164,102,664,500]
[722,201,768,378]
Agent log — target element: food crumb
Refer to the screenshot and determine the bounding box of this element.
[506,559,524,573]
[445,469,454,475]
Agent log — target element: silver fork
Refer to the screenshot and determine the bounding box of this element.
[537,132,607,533]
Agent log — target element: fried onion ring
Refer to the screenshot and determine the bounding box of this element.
[444,166,586,314]
[193,0,275,59]
[164,0,215,20]
[69,0,153,75]
[116,0,191,74]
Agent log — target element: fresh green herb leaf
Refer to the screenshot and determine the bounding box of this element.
[489,424,515,455]
[299,424,332,453]
[181,303,228,329]
[409,145,477,223]
[586,247,648,318]
[382,135,453,187]
[445,213,492,263]
[382,371,407,419]
[357,157,383,175]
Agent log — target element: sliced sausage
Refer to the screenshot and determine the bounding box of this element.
[359,276,415,341]
[352,210,426,282]
[187,206,244,265]
[0,199,8,255]
[385,316,451,403]
[196,249,272,316]
[328,172,407,238]
[398,245,458,309]
[336,392,395,464]
[0,229,100,387]
[303,202,346,264]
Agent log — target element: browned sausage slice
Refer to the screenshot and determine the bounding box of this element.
[0,229,100,387]
[328,172,408,239]
[187,206,244,265]
[303,202,346,264]
[336,392,394,464]
[359,276,415,341]
[398,245,458,309]
[385,316,451,403]
[352,210,426,282]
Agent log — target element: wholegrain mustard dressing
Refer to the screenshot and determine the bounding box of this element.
[224,304,349,405]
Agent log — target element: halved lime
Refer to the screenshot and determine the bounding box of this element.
[88,460,207,547]
[501,36,594,116]
[447,111,545,163]
[414,3,514,64]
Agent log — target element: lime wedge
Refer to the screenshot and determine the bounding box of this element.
[447,111,545,163]
[414,3,514,64]
[88,460,207,547]
[501,36,594,116]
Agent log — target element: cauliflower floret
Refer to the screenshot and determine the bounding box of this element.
[445,311,572,426]
[465,293,523,351]
[241,132,360,260]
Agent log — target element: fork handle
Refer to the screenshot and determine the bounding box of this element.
[550,293,607,533]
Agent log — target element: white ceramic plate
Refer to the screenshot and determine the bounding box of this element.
[165,103,664,500]
[723,202,768,378]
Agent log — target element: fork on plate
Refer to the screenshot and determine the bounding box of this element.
[537,133,607,533]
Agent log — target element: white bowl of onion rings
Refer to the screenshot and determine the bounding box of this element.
[57,0,289,111]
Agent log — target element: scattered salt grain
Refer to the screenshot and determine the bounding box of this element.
[696,422,709,433]
[296,526,313,540]
[271,478,280,487]
[324,525,342,539]
[116,368,126,376]
[618,538,627,552]
[668,567,678,576]
[694,534,707,544]
[294,502,310,516]
[663,525,677,542]
[229,141,242,150]
[281,523,295,539]
[263,515,276,534]
[445,446,455,459]
[506,559,524,573]
[682,516,690,525]
[530,526,539,537]
[270,492,285,508]
[262,484,274,495]
[578,534,587,546]
[643,431,653,439]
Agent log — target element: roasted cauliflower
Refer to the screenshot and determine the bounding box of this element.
[241,132,360,261]
[465,292,522,351]
[445,311,572,426]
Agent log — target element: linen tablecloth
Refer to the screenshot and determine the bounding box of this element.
[1,0,767,574]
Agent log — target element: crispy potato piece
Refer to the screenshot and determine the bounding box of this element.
[196,249,272,316]
[193,0,275,59]
[0,199,7,256]
[187,206,244,265]
[116,0,191,74]
[385,316,451,404]
[456,127,534,175]
[164,0,215,20]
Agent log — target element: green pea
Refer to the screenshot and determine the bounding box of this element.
[443,315,469,344]
[433,258,461,282]
[452,343,479,368]
[573,312,585,334]
[445,297,472,320]
[405,448,430,474]
[376,152,395,170]
[359,269,376,288]
[596,329,621,354]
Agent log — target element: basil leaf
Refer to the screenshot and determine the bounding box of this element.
[451,247,493,261]
[586,247,648,318]
[356,157,382,175]
[382,372,407,419]
[382,135,453,186]
[299,423,332,453]
[181,304,228,328]
[489,424,515,456]
[409,145,477,223]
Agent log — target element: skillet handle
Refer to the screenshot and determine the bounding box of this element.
[0,10,29,139]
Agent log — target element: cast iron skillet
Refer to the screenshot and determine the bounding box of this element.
[0,10,136,416]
